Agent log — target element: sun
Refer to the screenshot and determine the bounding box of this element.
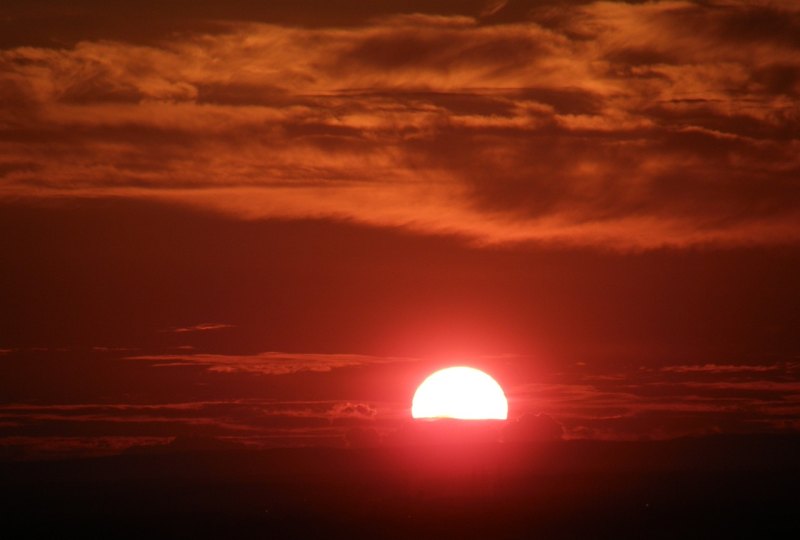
[411,366,508,420]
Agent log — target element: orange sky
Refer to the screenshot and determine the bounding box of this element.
[3,0,800,247]
[1,0,799,458]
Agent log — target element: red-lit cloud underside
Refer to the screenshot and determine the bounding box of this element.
[2,0,799,248]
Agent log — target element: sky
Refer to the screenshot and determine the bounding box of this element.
[1,0,799,459]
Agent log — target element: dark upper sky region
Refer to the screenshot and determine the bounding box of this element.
[1,0,799,459]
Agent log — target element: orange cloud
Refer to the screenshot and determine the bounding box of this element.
[1,1,799,248]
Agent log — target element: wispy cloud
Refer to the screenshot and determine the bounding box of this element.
[659,363,787,374]
[508,359,800,439]
[163,323,236,334]
[0,436,173,460]
[126,351,416,375]
[0,399,395,457]
[0,399,385,422]
[1,1,798,248]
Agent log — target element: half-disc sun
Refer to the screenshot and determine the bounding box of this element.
[411,366,508,420]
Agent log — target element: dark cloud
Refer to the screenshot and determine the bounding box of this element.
[0,436,172,460]
[0,398,392,457]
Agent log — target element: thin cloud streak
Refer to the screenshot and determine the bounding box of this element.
[508,359,800,439]
[164,323,236,333]
[126,351,418,375]
[0,398,396,457]
[659,363,784,374]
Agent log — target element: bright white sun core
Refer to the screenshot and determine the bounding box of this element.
[411,366,508,420]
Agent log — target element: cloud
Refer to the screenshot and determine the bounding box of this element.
[331,402,377,418]
[659,363,785,374]
[0,436,173,460]
[508,359,800,439]
[164,322,235,333]
[0,400,386,422]
[126,351,415,375]
[1,353,797,455]
[0,398,390,457]
[480,0,508,18]
[0,1,798,248]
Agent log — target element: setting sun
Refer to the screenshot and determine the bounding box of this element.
[411,366,508,420]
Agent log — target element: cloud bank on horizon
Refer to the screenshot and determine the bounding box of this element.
[2,0,799,248]
[1,348,797,457]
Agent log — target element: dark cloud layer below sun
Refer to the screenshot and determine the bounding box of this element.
[1,0,799,248]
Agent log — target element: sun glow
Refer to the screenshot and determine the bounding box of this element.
[411,366,508,420]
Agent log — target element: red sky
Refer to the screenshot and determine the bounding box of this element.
[1,0,799,458]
